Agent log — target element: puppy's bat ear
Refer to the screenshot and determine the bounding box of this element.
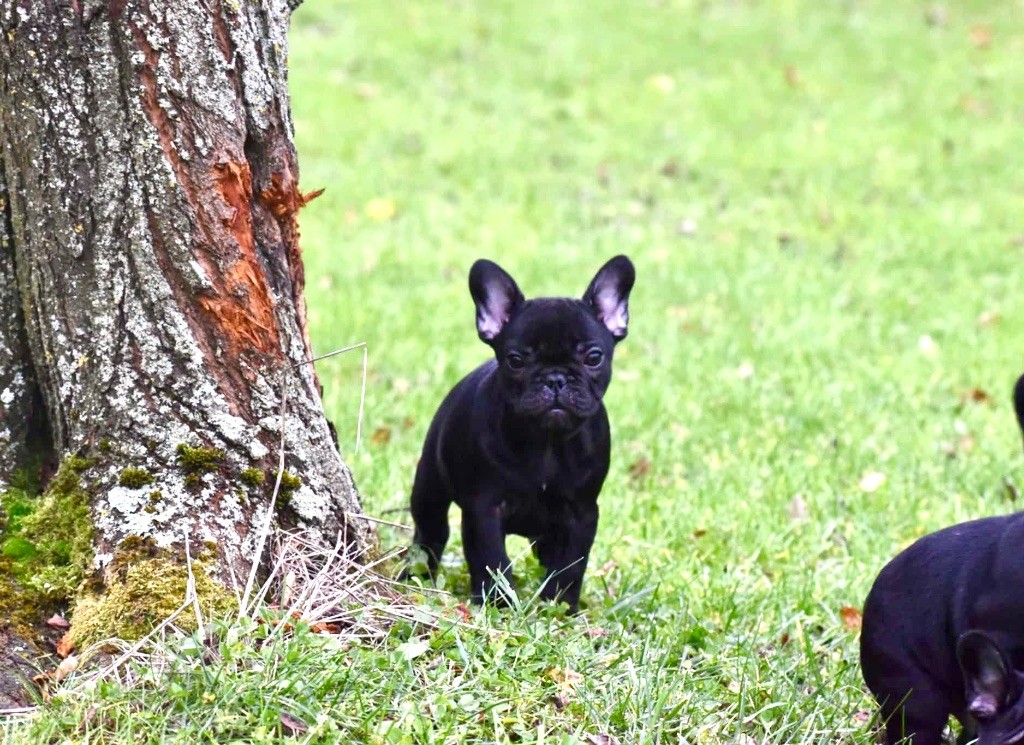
[469,259,525,343]
[583,255,635,342]
[958,630,1018,720]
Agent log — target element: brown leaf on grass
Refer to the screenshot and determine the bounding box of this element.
[46,613,70,629]
[840,605,862,631]
[977,310,1000,327]
[628,456,651,481]
[553,692,571,711]
[371,426,392,445]
[365,197,397,222]
[779,632,791,646]
[455,603,472,623]
[54,655,79,683]
[960,388,993,405]
[959,95,991,117]
[280,711,309,736]
[660,160,679,178]
[852,709,872,724]
[547,667,583,687]
[586,735,621,745]
[585,627,608,639]
[56,633,75,659]
[692,528,708,539]
[788,494,809,523]
[859,471,886,493]
[969,25,992,49]
[593,559,618,577]
[783,65,802,88]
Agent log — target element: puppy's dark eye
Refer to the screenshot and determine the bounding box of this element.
[506,352,526,370]
[584,349,604,368]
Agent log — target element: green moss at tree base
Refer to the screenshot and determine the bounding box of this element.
[67,538,234,649]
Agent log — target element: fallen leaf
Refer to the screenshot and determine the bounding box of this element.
[46,613,70,630]
[960,388,993,405]
[547,667,583,687]
[692,528,708,539]
[840,605,862,631]
[676,218,698,236]
[852,709,872,724]
[593,559,618,577]
[969,25,992,49]
[455,603,472,623]
[54,655,79,683]
[735,361,755,380]
[397,639,430,661]
[783,65,802,87]
[660,160,679,178]
[646,74,674,93]
[977,310,1000,327]
[355,82,380,99]
[628,456,652,481]
[958,95,991,117]
[779,632,791,646]
[788,494,809,522]
[553,692,572,711]
[280,711,309,736]
[585,627,608,639]
[371,426,392,445]
[859,471,886,493]
[365,197,397,222]
[924,5,947,27]
[56,633,75,659]
[586,735,621,745]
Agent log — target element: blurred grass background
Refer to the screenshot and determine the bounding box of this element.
[292,0,1024,739]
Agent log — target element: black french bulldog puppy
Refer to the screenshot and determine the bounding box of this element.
[860,373,1024,745]
[405,256,635,613]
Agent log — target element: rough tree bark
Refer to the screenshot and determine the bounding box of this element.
[0,0,371,671]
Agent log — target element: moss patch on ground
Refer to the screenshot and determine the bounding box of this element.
[0,457,94,636]
[67,537,234,649]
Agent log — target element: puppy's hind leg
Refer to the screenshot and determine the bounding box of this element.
[406,454,451,579]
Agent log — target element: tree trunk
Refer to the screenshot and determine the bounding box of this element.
[0,0,370,661]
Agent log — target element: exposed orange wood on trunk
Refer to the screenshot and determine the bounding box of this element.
[259,171,323,362]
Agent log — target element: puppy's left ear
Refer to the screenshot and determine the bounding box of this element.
[958,630,1019,720]
[583,255,635,342]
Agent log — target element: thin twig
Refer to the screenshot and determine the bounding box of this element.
[343,511,412,532]
[240,367,290,617]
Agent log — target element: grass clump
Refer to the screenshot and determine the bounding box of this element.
[118,467,155,489]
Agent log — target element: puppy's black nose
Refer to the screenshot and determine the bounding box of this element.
[544,372,567,391]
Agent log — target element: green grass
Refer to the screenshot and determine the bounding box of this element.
[9,0,1024,742]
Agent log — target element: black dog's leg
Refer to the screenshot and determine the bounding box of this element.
[535,506,598,613]
[878,684,952,745]
[461,499,513,605]
[408,456,451,578]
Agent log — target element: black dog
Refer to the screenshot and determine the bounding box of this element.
[860,374,1024,745]
[405,256,635,612]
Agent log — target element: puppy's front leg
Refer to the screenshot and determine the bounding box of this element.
[536,505,598,614]
[461,499,514,605]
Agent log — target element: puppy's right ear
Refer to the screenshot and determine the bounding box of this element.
[469,260,525,343]
[958,630,1018,720]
